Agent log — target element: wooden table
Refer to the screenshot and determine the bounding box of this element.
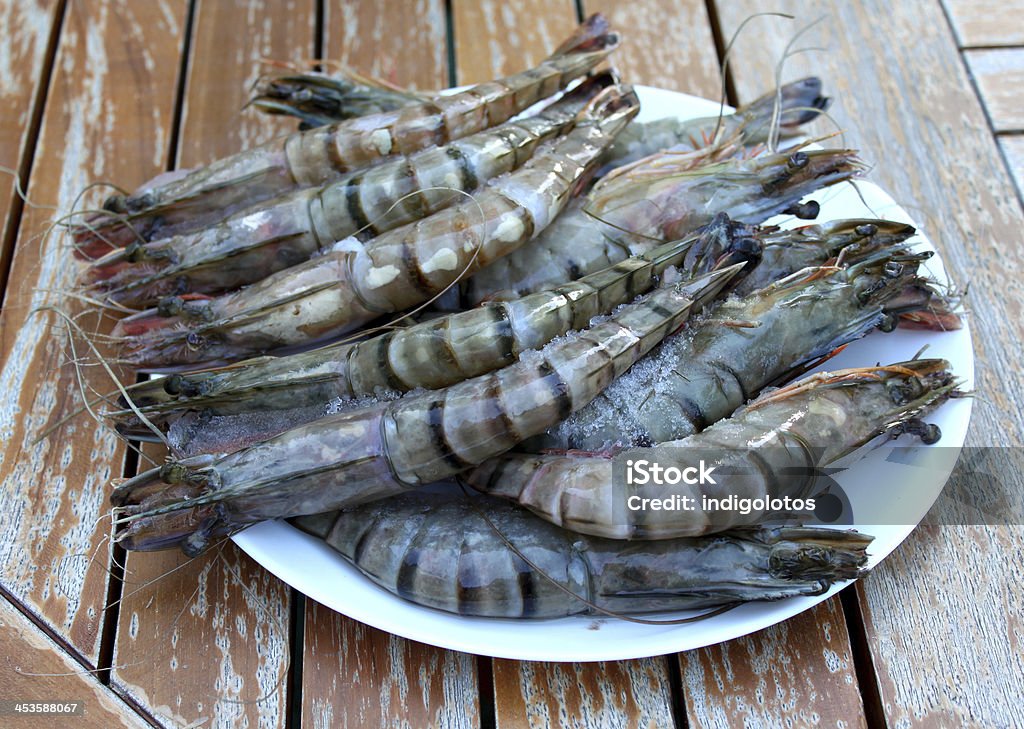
[2,1,1022,726]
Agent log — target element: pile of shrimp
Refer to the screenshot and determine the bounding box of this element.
[56,14,967,622]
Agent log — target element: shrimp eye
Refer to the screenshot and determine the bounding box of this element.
[883,261,904,278]
[782,200,820,220]
[876,313,897,332]
[123,242,144,262]
[163,375,183,395]
[787,152,809,170]
[158,296,184,317]
[854,223,878,237]
[186,332,206,350]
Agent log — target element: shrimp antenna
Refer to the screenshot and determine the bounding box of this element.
[455,480,739,625]
[711,12,795,146]
[768,17,828,153]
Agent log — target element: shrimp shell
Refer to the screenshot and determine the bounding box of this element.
[109,214,759,447]
[292,492,872,618]
[109,264,743,556]
[462,146,865,304]
[72,14,619,258]
[468,359,959,540]
[111,86,641,370]
[83,74,618,307]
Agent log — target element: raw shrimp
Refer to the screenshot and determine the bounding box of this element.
[72,14,619,258]
[538,234,956,451]
[110,264,741,555]
[82,74,616,308]
[108,213,759,447]
[291,492,872,618]
[469,359,959,540]
[604,76,830,168]
[111,86,640,370]
[462,146,864,304]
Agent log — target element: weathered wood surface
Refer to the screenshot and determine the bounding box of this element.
[941,0,1024,47]
[492,657,677,728]
[301,599,480,729]
[716,1,1024,726]
[323,0,449,91]
[109,2,314,726]
[0,0,59,299]
[0,596,150,728]
[582,0,722,99]
[0,0,186,664]
[965,49,1024,132]
[679,598,866,728]
[452,0,579,85]
[1000,134,1024,200]
[296,9,480,726]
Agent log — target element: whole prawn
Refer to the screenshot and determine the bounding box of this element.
[72,14,619,258]
[82,74,617,308]
[462,145,864,305]
[468,359,959,540]
[108,214,759,452]
[110,263,742,556]
[111,86,640,370]
[292,492,872,618]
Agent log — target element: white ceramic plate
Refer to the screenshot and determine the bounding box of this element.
[233,86,975,662]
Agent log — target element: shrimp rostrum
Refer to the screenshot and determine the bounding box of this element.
[292,493,872,618]
[81,73,618,308]
[72,13,620,258]
[469,359,961,540]
[109,214,760,450]
[110,85,640,370]
[109,263,743,556]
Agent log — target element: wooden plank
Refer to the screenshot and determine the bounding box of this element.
[296,5,480,727]
[301,599,480,729]
[715,1,1024,726]
[583,0,722,99]
[0,0,59,302]
[452,0,580,85]
[679,597,866,728]
[0,596,150,728]
[965,49,1024,132]
[999,134,1024,200]
[323,0,449,91]
[941,0,1024,47]
[493,657,676,728]
[109,1,313,726]
[0,0,186,664]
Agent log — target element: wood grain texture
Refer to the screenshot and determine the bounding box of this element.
[999,134,1024,201]
[0,596,150,728]
[716,1,1024,725]
[301,599,480,729]
[679,597,866,728]
[109,2,314,725]
[0,0,58,300]
[582,0,722,99]
[111,539,291,728]
[323,0,449,91]
[965,48,1024,132]
[941,0,1024,47]
[0,0,185,663]
[493,656,676,728]
[452,0,579,85]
